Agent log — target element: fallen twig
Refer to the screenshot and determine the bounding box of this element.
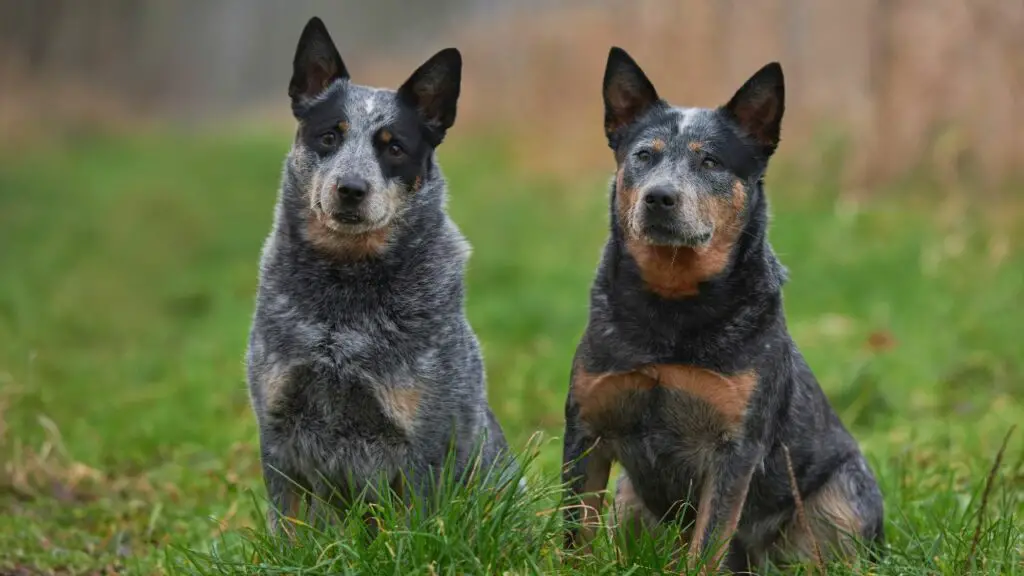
[783,444,825,575]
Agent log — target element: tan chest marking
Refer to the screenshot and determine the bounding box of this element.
[573,363,757,428]
[377,387,422,433]
[262,362,293,411]
[644,364,757,427]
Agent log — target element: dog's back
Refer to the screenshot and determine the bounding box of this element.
[246,17,511,528]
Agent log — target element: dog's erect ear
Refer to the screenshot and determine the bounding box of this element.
[398,48,462,146]
[289,17,349,111]
[603,47,660,149]
[722,62,785,155]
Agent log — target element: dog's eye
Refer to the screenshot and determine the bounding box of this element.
[387,142,405,158]
[701,155,721,170]
[635,150,653,163]
[319,132,338,148]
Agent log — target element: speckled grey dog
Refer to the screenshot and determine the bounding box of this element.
[246,17,514,530]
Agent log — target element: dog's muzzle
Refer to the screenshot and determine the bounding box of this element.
[332,176,370,224]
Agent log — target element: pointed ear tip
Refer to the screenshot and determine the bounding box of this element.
[765,62,784,78]
[422,48,461,71]
[303,16,325,31]
[442,47,463,64]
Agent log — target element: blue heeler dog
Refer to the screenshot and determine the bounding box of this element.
[246,17,514,530]
[561,47,885,572]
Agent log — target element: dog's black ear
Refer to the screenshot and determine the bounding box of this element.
[398,48,462,146]
[289,17,349,111]
[722,62,785,155]
[603,47,660,149]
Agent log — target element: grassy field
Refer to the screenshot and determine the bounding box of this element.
[0,132,1021,574]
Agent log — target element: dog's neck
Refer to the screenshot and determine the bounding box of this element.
[275,174,450,278]
[602,181,786,335]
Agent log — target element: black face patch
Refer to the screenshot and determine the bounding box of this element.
[293,85,435,196]
[373,103,433,193]
[286,21,461,209]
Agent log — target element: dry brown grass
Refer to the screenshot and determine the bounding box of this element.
[443,0,1024,188]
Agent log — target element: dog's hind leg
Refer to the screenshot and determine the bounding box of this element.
[770,454,885,566]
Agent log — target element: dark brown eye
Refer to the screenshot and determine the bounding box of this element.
[387,142,405,157]
[702,155,721,170]
[635,149,652,163]
[319,132,338,148]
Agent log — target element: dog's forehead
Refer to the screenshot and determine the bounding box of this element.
[633,107,714,141]
[671,107,718,137]
[341,84,401,129]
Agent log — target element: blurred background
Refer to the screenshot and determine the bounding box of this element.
[0,1,1022,573]
[4,0,1024,183]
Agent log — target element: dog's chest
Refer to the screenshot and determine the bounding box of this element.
[260,359,427,486]
[573,363,757,448]
[258,319,439,474]
[574,364,757,517]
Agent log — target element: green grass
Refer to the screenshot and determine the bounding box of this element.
[0,131,1021,574]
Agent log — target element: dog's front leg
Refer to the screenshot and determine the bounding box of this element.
[688,444,763,572]
[261,457,310,537]
[562,393,612,552]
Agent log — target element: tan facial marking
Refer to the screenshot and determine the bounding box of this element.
[621,179,748,298]
[615,168,640,236]
[307,218,392,260]
[338,121,350,135]
[379,129,393,144]
[651,138,666,152]
[688,141,704,152]
[412,176,422,192]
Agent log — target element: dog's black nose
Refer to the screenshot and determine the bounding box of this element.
[337,177,369,206]
[643,188,677,209]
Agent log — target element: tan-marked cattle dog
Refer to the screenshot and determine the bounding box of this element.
[561,47,884,573]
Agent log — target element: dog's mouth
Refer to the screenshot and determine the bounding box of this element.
[639,222,713,249]
[331,211,365,225]
[316,209,392,236]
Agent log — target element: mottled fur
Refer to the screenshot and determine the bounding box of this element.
[561,48,884,572]
[246,17,514,531]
